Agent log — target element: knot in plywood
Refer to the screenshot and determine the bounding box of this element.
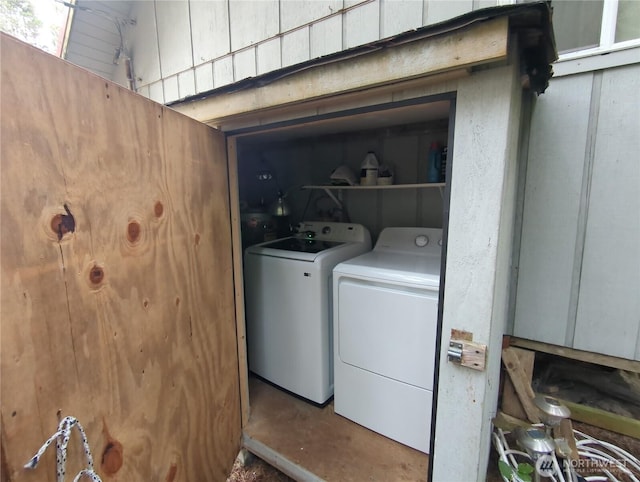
[51,204,75,240]
[101,420,124,476]
[41,204,77,242]
[120,209,150,256]
[154,201,164,218]
[84,261,107,291]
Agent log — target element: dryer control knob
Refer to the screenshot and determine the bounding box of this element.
[415,235,429,247]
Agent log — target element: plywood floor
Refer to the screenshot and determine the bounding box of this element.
[243,377,429,481]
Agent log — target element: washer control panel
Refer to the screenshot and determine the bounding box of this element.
[375,227,443,255]
[295,221,370,243]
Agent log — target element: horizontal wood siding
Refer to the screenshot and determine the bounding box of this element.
[128,1,161,93]
[426,0,474,23]
[126,0,497,103]
[190,0,231,62]
[155,1,193,77]
[64,0,132,81]
[172,18,505,124]
[280,0,344,31]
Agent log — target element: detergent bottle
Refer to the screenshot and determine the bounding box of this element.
[427,142,441,183]
[360,152,379,186]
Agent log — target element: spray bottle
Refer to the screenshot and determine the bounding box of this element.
[427,142,441,183]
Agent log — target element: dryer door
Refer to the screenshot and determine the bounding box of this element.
[336,278,438,390]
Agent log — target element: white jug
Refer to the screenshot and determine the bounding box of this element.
[360,152,379,186]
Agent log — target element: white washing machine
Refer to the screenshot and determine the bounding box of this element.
[244,221,371,404]
[332,227,442,453]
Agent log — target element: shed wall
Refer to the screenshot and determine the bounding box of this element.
[433,62,523,481]
[514,63,640,361]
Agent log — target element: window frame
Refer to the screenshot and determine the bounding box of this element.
[556,0,640,59]
[514,0,640,77]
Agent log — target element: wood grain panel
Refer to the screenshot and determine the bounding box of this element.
[0,34,240,481]
[245,377,428,481]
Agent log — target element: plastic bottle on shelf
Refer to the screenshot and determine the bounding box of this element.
[440,146,448,182]
[427,142,441,183]
[360,151,379,186]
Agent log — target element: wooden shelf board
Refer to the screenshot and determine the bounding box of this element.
[303,183,445,190]
[243,377,429,481]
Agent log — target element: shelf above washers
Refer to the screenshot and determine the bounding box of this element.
[301,183,446,208]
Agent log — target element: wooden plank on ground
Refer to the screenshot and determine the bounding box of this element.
[501,347,535,420]
[1,33,240,481]
[492,412,532,431]
[502,348,541,423]
[554,418,579,462]
[559,399,640,439]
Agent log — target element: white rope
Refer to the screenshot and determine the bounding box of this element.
[24,416,102,482]
[492,424,640,482]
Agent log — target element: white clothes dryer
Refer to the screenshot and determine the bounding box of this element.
[332,227,442,453]
[244,221,371,404]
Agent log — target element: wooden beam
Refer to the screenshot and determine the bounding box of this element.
[227,137,251,428]
[510,337,640,373]
[501,348,541,423]
[558,399,640,439]
[214,69,466,132]
[242,435,324,482]
[172,17,508,124]
[492,411,532,431]
[501,347,535,420]
[554,418,579,463]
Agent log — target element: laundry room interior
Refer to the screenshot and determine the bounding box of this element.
[230,95,454,479]
[236,98,451,245]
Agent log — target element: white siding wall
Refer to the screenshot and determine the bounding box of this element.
[434,62,523,482]
[514,63,640,360]
[128,0,497,104]
[191,1,231,61]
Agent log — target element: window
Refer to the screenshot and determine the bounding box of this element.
[615,0,640,43]
[552,0,640,55]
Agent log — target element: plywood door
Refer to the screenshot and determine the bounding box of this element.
[0,34,240,481]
